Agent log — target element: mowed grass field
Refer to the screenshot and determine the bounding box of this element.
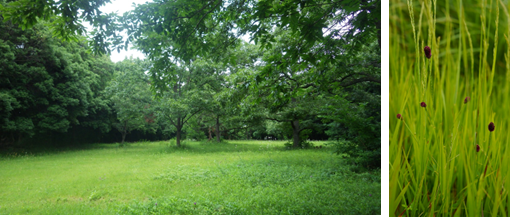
[0,140,380,215]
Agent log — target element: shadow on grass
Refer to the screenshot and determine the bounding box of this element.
[0,142,119,158]
[151,140,334,155]
[0,140,334,159]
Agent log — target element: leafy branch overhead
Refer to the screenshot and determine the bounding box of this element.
[0,0,380,57]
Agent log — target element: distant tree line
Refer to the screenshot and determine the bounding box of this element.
[0,19,331,146]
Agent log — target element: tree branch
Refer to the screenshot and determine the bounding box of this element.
[166,115,177,127]
[280,72,298,86]
[183,109,202,126]
[300,83,318,89]
[298,126,314,133]
[335,74,380,87]
[266,117,291,123]
[194,0,222,31]
[220,124,256,133]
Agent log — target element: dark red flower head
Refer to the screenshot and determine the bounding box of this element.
[489,122,495,132]
[424,46,431,59]
[464,96,471,104]
[420,102,427,107]
[397,114,402,119]
[476,144,480,152]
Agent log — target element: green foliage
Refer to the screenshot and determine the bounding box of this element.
[106,58,156,143]
[151,59,224,146]
[120,1,382,142]
[120,0,381,63]
[314,40,381,169]
[0,4,381,211]
[390,0,510,216]
[0,17,115,146]
[0,0,382,154]
[0,0,125,54]
[1,0,381,58]
[78,55,116,134]
[331,140,380,170]
[183,123,207,141]
[321,85,381,169]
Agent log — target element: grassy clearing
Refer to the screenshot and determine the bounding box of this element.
[0,140,380,215]
[390,0,510,216]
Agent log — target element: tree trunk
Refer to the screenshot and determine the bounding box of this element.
[215,115,220,142]
[208,126,212,141]
[121,131,127,144]
[120,121,128,144]
[289,97,301,147]
[291,120,300,148]
[176,126,182,147]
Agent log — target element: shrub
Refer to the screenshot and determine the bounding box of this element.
[331,140,380,170]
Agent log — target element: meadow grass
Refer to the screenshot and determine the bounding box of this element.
[0,140,380,215]
[390,0,510,216]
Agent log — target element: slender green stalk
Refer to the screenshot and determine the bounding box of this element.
[390,0,510,216]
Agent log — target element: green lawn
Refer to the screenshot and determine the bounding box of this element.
[0,140,380,215]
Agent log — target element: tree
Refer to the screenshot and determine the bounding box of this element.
[77,55,116,137]
[193,42,264,142]
[196,63,228,143]
[217,42,267,140]
[321,82,381,168]
[1,0,381,58]
[0,17,115,146]
[106,58,156,144]
[0,0,126,54]
[129,0,382,113]
[320,40,381,168]
[0,0,381,159]
[123,0,381,64]
[152,59,222,147]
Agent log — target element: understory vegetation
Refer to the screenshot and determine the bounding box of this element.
[0,140,380,215]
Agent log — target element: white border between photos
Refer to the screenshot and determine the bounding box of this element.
[381,0,389,217]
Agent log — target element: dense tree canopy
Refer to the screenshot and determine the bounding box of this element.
[0,17,115,145]
[0,0,380,168]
